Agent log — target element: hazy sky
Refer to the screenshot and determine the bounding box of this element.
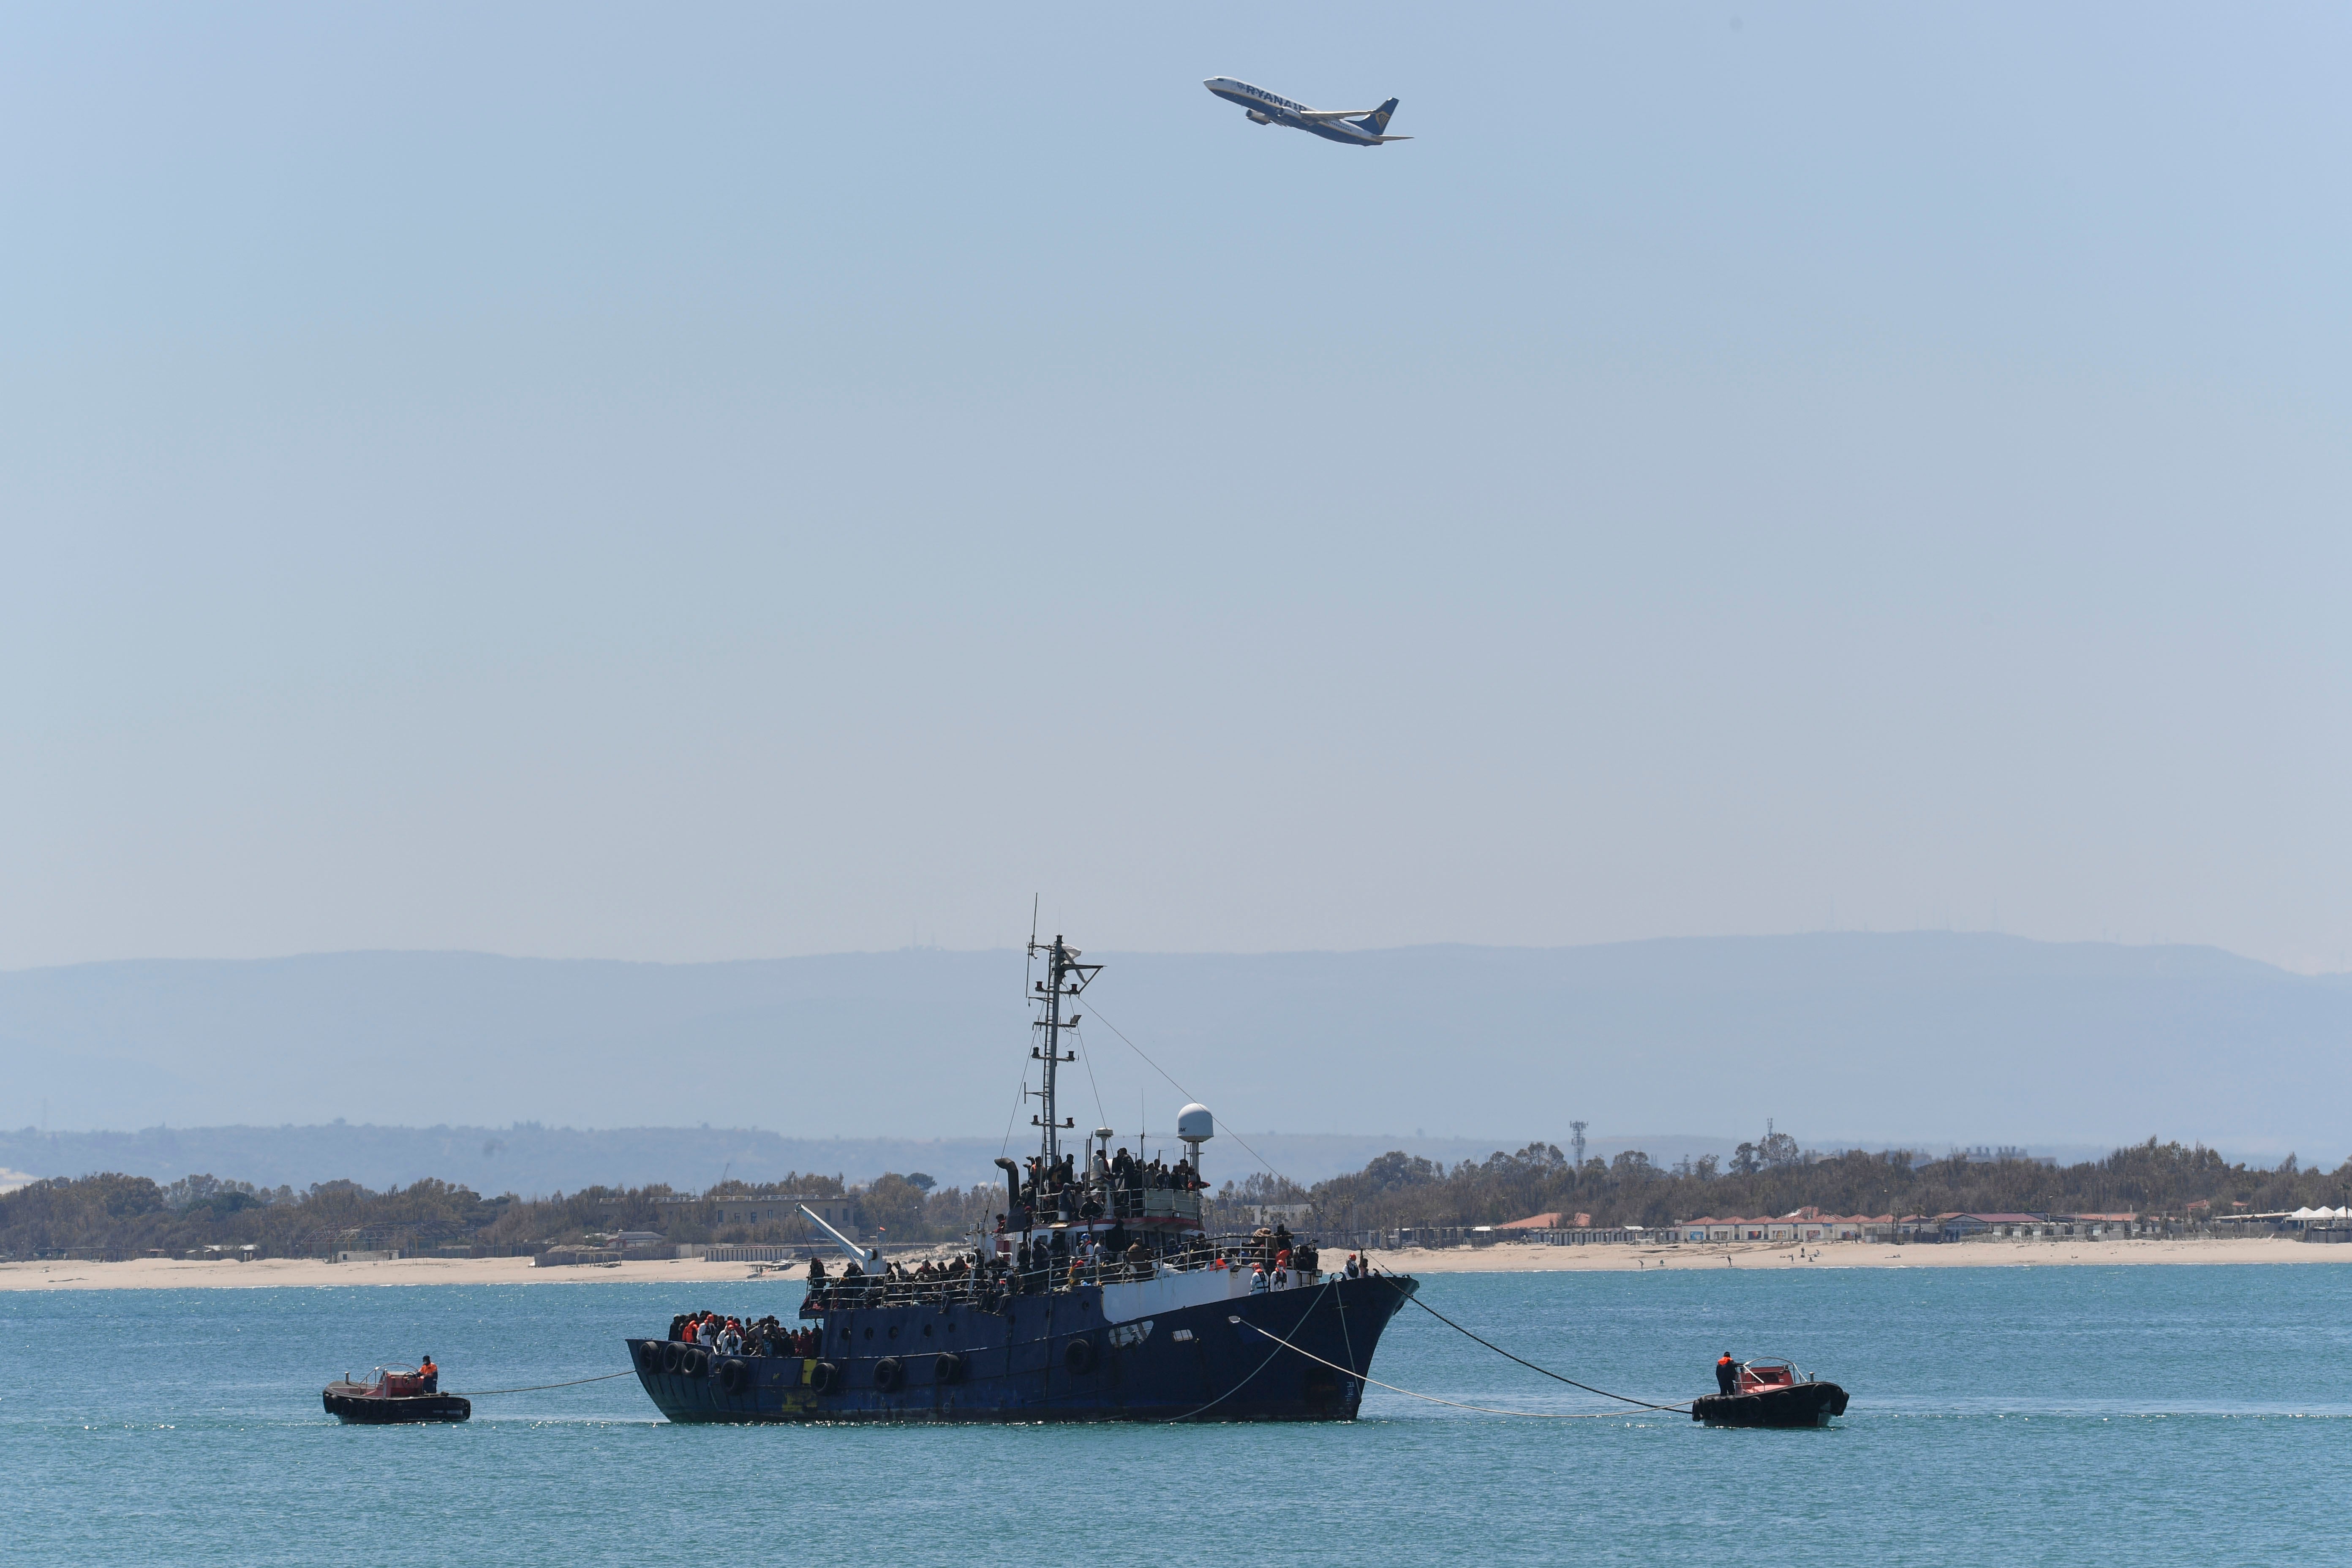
[4,4,2347,973]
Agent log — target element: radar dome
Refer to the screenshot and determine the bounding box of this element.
[1176,1104,1214,1142]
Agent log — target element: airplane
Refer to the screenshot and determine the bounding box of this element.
[1202,78,1410,146]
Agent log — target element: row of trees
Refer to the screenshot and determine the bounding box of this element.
[0,1168,1010,1259]
[1300,1138,2352,1233]
[11,1138,2346,1258]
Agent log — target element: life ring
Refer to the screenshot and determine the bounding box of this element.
[811,1361,840,1393]
[637,1342,663,1373]
[933,1352,964,1384]
[718,1358,749,1395]
[1063,1338,1096,1375]
[660,1342,683,1375]
[873,1356,903,1392]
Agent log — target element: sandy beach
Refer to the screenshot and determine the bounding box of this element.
[1368,1235,2352,1273]
[3,1234,2341,1291]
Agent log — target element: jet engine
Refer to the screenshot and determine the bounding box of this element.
[1246,109,1272,124]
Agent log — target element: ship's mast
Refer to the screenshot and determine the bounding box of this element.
[1028,934,1099,1168]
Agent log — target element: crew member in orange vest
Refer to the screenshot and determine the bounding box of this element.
[419,1355,439,1394]
[1714,1352,1737,1396]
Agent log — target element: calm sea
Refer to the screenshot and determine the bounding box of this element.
[5,1262,2347,1564]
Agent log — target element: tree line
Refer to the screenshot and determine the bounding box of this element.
[1298,1137,2352,1233]
[6,1137,2343,1259]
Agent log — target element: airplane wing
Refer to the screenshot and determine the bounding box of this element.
[1293,109,1375,121]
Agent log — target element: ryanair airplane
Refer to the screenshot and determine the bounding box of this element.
[1202,78,1410,146]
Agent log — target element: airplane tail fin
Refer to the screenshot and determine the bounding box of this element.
[1355,98,1399,134]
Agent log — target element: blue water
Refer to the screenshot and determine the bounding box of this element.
[5,1263,2347,1564]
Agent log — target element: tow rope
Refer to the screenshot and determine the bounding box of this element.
[1374,1272,1693,1413]
[1233,1317,1672,1420]
[449,1369,639,1397]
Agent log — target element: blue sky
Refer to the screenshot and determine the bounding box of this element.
[4,3,2348,971]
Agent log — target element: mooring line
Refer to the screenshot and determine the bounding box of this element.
[1373,1272,1694,1413]
[1234,1318,1652,1421]
[450,1369,639,1397]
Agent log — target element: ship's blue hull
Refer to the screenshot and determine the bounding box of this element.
[627,1273,1413,1423]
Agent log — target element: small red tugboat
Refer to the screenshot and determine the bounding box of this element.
[1691,1359,1848,1428]
[323,1363,471,1424]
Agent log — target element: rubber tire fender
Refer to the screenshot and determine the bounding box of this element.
[660,1342,683,1375]
[873,1356,903,1392]
[681,1348,708,1378]
[1063,1337,1096,1376]
[933,1351,964,1384]
[718,1358,749,1396]
[637,1341,664,1374]
[810,1361,840,1394]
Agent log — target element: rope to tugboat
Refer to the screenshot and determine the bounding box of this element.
[448,1369,639,1397]
[1370,1271,1696,1414]
[1233,1317,1665,1421]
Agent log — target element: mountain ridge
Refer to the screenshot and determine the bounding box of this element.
[4,932,2345,1159]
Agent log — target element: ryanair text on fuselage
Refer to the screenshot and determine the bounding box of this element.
[1202,78,1410,146]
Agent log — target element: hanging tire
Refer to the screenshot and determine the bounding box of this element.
[811,1361,840,1393]
[681,1348,708,1377]
[1063,1338,1096,1375]
[660,1343,683,1375]
[637,1342,663,1373]
[874,1356,903,1392]
[719,1358,749,1395]
[933,1352,964,1384]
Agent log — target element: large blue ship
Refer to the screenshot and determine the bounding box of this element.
[626,934,1416,1423]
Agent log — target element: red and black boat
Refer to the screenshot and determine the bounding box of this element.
[322,1365,471,1424]
[1691,1359,1847,1428]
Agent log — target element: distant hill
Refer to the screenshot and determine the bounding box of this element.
[3,934,2347,1162]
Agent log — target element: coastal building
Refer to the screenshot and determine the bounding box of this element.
[1671,1212,1884,1243]
[1938,1212,2046,1239]
[655,1190,860,1239]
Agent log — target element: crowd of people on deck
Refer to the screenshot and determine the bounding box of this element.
[656,1220,1388,1356]
[1006,1146,1203,1228]
[669,1309,819,1359]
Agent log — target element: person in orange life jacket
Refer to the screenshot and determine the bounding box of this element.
[1715,1352,1738,1396]
[419,1356,439,1394]
[1249,1264,1269,1293]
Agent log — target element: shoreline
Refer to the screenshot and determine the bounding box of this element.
[1366,1235,2352,1272]
[2,1234,2341,1291]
